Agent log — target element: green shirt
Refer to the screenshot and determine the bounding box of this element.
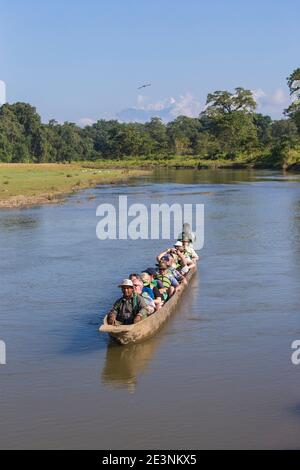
[109,294,148,324]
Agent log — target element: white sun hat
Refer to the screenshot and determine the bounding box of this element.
[118,279,134,288]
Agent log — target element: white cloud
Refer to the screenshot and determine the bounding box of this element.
[169,93,202,118]
[117,93,202,122]
[252,88,290,116]
[79,88,291,126]
[252,88,266,101]
[77,117,96,127]
[0,80,6,105]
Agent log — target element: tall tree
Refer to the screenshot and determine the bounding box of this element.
[204,87,256,117]
[144,117,169,154]
[285,68,300,134]
[201,88,258,156]
[167,116,202,155]
[0,104,27,161]
[253,113,272,147]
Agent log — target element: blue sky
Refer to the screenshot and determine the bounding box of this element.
[1,0,299,123]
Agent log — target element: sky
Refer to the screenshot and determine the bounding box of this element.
[1,0,299,124]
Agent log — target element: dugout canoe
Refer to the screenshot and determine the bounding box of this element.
[99,264,197,345]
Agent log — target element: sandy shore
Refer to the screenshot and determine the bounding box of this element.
[0,193,65,209]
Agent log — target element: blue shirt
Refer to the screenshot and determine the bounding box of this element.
[142,286,155,300]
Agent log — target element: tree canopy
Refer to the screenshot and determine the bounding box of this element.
[285,68,300,134]
[0,73,299,168]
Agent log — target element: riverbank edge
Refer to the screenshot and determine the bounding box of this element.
[80,159,300,172]
[1,160,299,210]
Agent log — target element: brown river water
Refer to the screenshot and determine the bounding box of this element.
[0,169,300,449]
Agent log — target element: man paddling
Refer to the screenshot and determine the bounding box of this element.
[107,279,148,325]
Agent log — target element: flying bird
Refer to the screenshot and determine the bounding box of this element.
[138,83,151,90]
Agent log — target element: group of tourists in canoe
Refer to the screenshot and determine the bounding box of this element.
[107,225,199,326]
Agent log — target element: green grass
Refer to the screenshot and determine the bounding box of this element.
[1,151,299,207]
[81,156,255,170]
[0,163,148,206]
[81,149,300,170]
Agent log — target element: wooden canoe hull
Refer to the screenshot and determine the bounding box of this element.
[99,265,197,345]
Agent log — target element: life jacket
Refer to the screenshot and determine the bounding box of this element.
[157,274,171,288]
[183,249,193,260]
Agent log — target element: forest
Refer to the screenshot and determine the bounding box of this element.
[1,68,299,169]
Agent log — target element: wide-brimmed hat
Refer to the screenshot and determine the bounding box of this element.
[118,279,134,288]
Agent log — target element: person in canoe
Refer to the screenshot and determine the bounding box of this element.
[157,241,190,274]
[143,267,167,304]
[140,272,163,310]
[156,262,181,299]
[129,274,157,315]
[178,222,196,246]
[165,253,188,285]
[107,279,148,325]
[182,236,199,264]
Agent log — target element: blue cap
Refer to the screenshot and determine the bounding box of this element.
[145,267,157,276]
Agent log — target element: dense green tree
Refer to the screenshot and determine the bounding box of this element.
[0,72,299,168]
[269,120,299,168]
[0,104,24,145]
[118,123,155,157]
[0,104,28,161]
[144,117,169,155]
[271,119,299,145]
[0,133,13,162]
[9,103,44,159]
[167,116,202,155]
[204,87,256,117]
[52,122,93,161]
[216,112,258,156]
[200,88,258,157]
[287,68,300,98]
[192,132,221,159]
[12,142,31,163]
[84,120,122,158]
[253,113,272,147]
[285,68,300,134]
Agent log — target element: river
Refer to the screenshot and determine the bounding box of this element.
[0,169,300,449]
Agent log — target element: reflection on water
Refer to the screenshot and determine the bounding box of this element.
[151,168,259,185]
[151,168,300,185]
[101,336,161,392]
[0,214,40,231]
[101,272,199,392]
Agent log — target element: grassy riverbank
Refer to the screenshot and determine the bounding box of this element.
[1,155,299,209]
[0,163,148,208]
[81,150,300,171]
